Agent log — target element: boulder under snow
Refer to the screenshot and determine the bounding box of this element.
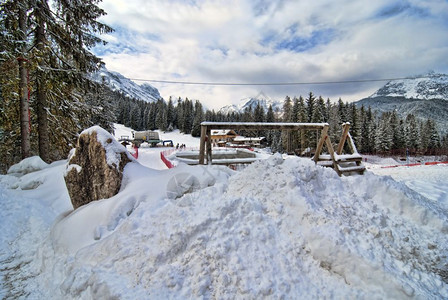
[64,126,134,210]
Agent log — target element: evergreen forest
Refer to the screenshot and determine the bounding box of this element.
[1,1,447,174]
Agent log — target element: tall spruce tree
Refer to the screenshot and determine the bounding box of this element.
[1,0,113,165]
[191,100,204,137]
[306,92,315,122]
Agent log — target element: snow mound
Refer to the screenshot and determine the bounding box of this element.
[23,155,446,299]
[7,156,49,176]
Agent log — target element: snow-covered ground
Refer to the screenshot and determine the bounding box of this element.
[1,125,447,299]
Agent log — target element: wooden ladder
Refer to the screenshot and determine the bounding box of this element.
[314,123,365,176]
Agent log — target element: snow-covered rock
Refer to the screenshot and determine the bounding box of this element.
[64,126,134,209]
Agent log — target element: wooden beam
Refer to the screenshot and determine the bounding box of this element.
[206,127,212,164]
[314,125,329,163]
[324,134,341,176]
[337,123,350,155]
[199,125,207,164]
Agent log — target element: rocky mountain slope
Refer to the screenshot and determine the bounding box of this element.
[92,67,161,103]
[355,73,448,134]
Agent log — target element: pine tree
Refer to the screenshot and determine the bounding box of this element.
[155,99,167,131]
[337,98,346,122]
[1,0,113,165]
[405,114,419,153]
[166,97,176,131]
[266,104,275,146]
[282,96,293,122]
[306,92,315,122]
[375,113,392,153]
[183,98,194,133]
[425,119,440,153]
[191,100,204,137]
[1,0,32,160]
[176,98,184,131]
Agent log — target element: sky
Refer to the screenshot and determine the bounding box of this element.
[93,0,448,110]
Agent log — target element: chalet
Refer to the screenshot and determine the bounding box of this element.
[211,129,237,146]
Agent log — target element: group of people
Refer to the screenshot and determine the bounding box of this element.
[176,143,187,150]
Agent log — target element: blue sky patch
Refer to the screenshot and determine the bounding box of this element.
[375,2,430,19]
[275,28,336,52]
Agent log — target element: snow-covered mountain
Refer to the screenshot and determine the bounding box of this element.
[219,91,282,114]
[355,72,448,134]
[92,67,161,103]
[369,72,448,100]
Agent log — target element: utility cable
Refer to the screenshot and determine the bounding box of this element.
[127,74,443,86]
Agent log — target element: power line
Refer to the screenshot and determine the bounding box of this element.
[127,74,442,86]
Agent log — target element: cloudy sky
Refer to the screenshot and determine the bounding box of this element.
[93,0,448,109]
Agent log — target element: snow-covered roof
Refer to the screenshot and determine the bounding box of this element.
[233,136,266,142]
[211,129,236,136]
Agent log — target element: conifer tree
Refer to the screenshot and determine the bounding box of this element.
[337,98,346,122]
[266,104,275,145]
[306,92,315,122]
[166,97,176,131]
[0,0,31,160]
[405,114,419,152]
[191,100,204,137]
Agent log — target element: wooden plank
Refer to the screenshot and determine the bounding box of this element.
[337,123,350,155]
[200,121,328,131]
[314,125,329,163]
[338,165,366,174]
[199,125,207,164]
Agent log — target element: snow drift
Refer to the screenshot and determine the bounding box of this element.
[1,154,447,299]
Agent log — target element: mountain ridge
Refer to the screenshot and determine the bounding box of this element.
[219,91,283,114]
[92,67,161,103]
[355,72,448,134]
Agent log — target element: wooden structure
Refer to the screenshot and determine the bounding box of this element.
[199,122,365,176]
[210,129,238,145]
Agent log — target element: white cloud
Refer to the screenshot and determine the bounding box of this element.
[96,0,448,108]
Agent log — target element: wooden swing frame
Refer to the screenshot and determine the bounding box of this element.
[199,122,365,176]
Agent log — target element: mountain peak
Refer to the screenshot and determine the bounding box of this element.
[219,92,282,114]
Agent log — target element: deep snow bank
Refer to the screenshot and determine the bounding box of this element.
[1,155,447,299]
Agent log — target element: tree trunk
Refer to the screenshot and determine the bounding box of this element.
[18,5,30,159]
[36,4,50,163]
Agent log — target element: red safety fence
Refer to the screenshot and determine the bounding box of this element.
[381,161,448,168]
[131,146,138,159]
[160,151,174,169]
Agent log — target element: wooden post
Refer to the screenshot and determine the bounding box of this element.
[314,125,329,163]
[301,129,305,155]
[337,123,350,155]
[199,124,207,164]
[206,127,212,164]
[325,134,341,176]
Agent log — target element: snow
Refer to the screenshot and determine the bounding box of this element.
[369,73,448,100]
[81,126,135,168]
[1,125,447,299]
[7,156,49,176]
